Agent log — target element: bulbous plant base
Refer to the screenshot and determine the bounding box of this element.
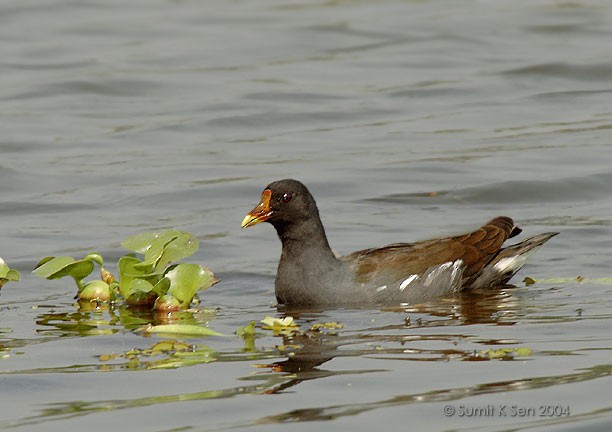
[154,294,182,312]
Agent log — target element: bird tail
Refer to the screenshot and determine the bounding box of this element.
[469,232,558,289]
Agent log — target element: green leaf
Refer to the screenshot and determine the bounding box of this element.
[0,258,20,282]
[151,277,171,297]
[32,256,94,288]
[121,230,199,272]
[144,233,179,265]
[118,256,156,299]
[0,257,9,278]
[236,321,257,337]
[4,269,20,282]
[126,278,154,299]
[138,324,224,337]
[153,233,198,271]
[33,256,55,270]
[32,256,75,277]
[121,230,179,254]
[166,264,215,307]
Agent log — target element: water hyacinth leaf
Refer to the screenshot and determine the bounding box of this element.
[152,277,171,297]
[118,256,157,299]
[125,278,160,307]
[153,232,199,271]
[144,233,179,265]
[126,278,154,298]
[0,257,10,277]
[123,230,198,272]
[33,256,75,277]
[131,236,176,272]
[33,256,56,269]
[118,256,141,298]
[121,230,182,254]
[0,258,20,282]
[4,269,21,281]
[131,260,156,273]
[32,256,95,284]
[166,263,215,307]
[0,257,20,288]
[138,324,223,337]
[54,261,95,282]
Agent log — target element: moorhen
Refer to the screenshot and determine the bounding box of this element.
[241,179,558,306]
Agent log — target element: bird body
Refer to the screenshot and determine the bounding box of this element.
[242,179,557,306]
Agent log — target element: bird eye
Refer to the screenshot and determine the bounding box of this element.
[280,193,292,203]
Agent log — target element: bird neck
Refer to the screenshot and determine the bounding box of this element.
[274,215,338,264]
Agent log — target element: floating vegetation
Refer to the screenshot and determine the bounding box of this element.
[136,324,224,337]
[475,347,533,360]
[524,275,612,285]
[309,321,343,331]
[32,230,217,311]
[260,316,300,336]
[98,340,217,370]
[0,257,21,289]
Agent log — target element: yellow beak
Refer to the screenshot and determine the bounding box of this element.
[241,189,273,228]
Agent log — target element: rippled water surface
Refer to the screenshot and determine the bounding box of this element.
[1,0,612,431]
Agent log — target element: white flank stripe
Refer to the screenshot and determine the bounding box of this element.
[451,259,463,279]
[424,261,453,286]
[399,275,419,291]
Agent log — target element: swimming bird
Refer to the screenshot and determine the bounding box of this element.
[241,179,557,306]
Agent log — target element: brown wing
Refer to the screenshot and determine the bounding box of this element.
[343,216,516,284]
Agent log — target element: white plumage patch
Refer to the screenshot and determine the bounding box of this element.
[376,285,388,292]
[451,259,463,280]
[494,255,528,274]
[399,274,419,291]
[423,259,464,288]
[424,261,452,287]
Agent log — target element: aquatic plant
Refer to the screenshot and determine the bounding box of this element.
[32,253,114,302]
[32,229,217,310]
[118,230,217,310]
[98,340,217,370]
[0,257,20,288]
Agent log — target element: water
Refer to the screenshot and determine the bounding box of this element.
[1,0,612,430]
